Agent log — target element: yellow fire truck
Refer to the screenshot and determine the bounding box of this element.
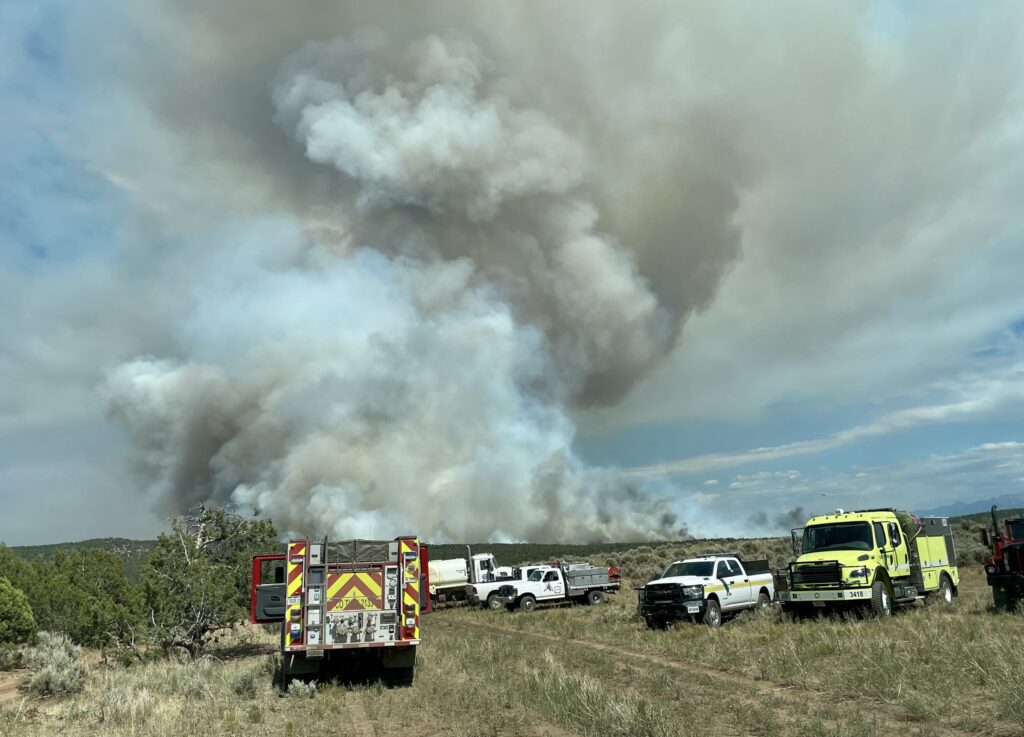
[777,508,959,616]
[251,537,424,686]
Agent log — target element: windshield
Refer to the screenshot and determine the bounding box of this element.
[1008,520,1024,541]
[803,522,874,553]
[528,569,546,582]
[661,561,714,578]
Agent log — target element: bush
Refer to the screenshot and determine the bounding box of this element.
[22,631,86,696]
[0,577,35,645]
[287,679,317,699]
[230,668,258,698]
[0,647,24,671]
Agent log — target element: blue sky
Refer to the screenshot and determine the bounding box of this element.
[2,1,1024,545]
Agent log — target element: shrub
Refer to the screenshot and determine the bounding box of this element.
[22,631,86,696]
[0,577,35,645]
[0,647,24,671]
[230,668,258,698]
[287,679,317,699]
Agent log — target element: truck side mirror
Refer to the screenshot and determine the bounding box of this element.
[981,529,991,548]
[888,522,901,547]
[791,529,802,557]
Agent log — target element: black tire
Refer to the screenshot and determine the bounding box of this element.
[703,598,722,628]
[486,594,504,610]
[927,574,954,606]
[383,666,415,688]
[871,578,892,617]
[756,591,771,608]
[519,594,537,612]
[587,590,604,606]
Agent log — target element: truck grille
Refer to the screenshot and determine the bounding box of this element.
[644,583,684,604]
[791,562,841,586]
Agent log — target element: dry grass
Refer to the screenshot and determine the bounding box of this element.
[1,564,1020,737]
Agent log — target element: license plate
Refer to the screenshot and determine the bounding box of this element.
[812,601,826,608]
[687,605,700,614]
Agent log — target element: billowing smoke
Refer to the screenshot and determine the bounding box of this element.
[100,5,744,543]
[103,229,681,541]
[269,34,674,402]
[747,507,808,533]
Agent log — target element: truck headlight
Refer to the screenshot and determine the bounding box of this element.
[986,565,997,575]
[848,567,868,579]
[637,589,647,602]
[683,585,703,598]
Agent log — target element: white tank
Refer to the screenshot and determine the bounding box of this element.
[428,558,469,593]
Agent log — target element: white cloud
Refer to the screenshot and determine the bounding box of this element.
[626,358,1024,479]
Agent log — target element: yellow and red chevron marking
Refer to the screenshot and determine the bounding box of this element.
[399,538,421,640]
[285,541,306,647]
[327,571,384,611]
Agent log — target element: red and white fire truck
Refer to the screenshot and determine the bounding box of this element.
[251,537,428,686]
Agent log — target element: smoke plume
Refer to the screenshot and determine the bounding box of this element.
[101,3,747,542]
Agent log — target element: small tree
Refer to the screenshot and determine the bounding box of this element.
[0,577,35,645]
[47,550,144,651]
[143,506,277,657]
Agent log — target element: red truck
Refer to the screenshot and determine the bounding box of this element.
[982,506,1024,611]
[251,537,428,686]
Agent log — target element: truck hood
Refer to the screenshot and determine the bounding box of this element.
[644,575,714,588]
[794,551,875,566]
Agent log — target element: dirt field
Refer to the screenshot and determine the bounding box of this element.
[1,569,1021,737]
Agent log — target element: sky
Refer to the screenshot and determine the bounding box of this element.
[1,1,1023,545]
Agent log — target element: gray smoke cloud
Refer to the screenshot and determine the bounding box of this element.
[95,2,743,542]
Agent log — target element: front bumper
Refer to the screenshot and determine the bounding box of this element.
[637,598,707,620]
[779,588,871,603]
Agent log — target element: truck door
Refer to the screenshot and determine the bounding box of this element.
[250,554,287,624]
[538,569,565,600]
[888,522,910,578]
[716,558,748,609]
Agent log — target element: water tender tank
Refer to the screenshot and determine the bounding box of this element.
[428,558,469,591]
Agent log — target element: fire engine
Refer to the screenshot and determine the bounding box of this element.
[981,506,1024,611]
[251,537,427,686]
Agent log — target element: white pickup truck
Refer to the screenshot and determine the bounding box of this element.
[506,563,621,611]
[637,554,774,628]
[467,564,546,610]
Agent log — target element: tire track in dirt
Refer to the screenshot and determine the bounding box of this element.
[344,690,377,737]
[470,622,987,737]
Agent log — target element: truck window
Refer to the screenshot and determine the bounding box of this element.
[260,559,285,585]
[803,522,873,553]
[662,561,714,578]
[873,522,886,548]
[543,571,559,582]
[1007,521,1024,541]
[717,560,738,577]
[528,569,545,582]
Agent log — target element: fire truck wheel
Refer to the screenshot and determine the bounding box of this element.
[757,591,772,608]
[486,594,504,610]
[587,590,604,606]
[384,666,415,688]
[703,598,722,627]
[927,574,954,606]
[519,594,537,612]
[871,579,892,617]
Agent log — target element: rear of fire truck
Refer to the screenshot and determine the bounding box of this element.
[251,537,424,686]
